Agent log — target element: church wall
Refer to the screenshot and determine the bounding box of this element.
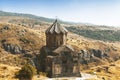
[73,64,79,73]
[54,64,62,75]
[45,56,53,77]
[63,34,67,45]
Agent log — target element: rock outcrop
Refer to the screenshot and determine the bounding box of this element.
[2,43,23,54]
[78,49,111,64]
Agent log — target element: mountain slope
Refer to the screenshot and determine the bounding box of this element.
[67,26,120,41]
[1,11,120,42]
[0,23,120,80]
[0,23,45,67]
[0,11,75,25]
[0,19,120,80]
[0,22,120,66]
[0,11,120,80]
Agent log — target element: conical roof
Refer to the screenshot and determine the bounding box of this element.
[45,19,68,34]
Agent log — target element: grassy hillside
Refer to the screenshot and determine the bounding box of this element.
[1,11,120,42]
[67,26,120,41]
[0,22,119,65]
[0,23,46,67]
[0,19,120,79]
[0,63,20,80]
[0,23,44,50]
[0,11,120,80]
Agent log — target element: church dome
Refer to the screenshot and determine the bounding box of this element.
[45,19,68,34]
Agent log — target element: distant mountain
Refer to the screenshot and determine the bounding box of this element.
[0,11,118,27]
[0,11,75,25]
[1,10,120,42]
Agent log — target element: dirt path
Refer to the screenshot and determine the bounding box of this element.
[36,73,100,80]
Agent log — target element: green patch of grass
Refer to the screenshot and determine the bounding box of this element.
[67,26,120,41]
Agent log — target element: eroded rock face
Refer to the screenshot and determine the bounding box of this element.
[2,26,10,30]
[2,43,23,54]
[89,49,104,58]
[0,26,10,33]
[79,49,110,64]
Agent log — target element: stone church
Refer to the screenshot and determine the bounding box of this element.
[39,19,81,77]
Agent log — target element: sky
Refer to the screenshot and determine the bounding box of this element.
[0,0,120,26]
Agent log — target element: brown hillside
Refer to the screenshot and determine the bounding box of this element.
[0,21,120,79]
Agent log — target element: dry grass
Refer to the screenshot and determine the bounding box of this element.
[0,17,120,80]
[83,60,120,80]
[0,23,45,52]
[0,63,20,80]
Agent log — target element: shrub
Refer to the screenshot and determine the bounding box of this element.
[16,64,36,80]
[19,38,33,44]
